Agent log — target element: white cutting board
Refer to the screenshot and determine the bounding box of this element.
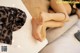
[0,0,48,53]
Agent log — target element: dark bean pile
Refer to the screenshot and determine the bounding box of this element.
[0,6,27,45]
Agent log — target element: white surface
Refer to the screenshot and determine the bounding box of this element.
[76,19,80,28]
[0,0,48,53]
[40,25,80,53]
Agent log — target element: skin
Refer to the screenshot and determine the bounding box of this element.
[31,17,43,41]
[63,3,72,15]
[41,12,66,22]
[71,0,80,18]
[31,17,64,41]
[75,0,80,18]
[48,2,72,15]
[22,0,68,41]
[76,7,80,18]
[50,0,70,21]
